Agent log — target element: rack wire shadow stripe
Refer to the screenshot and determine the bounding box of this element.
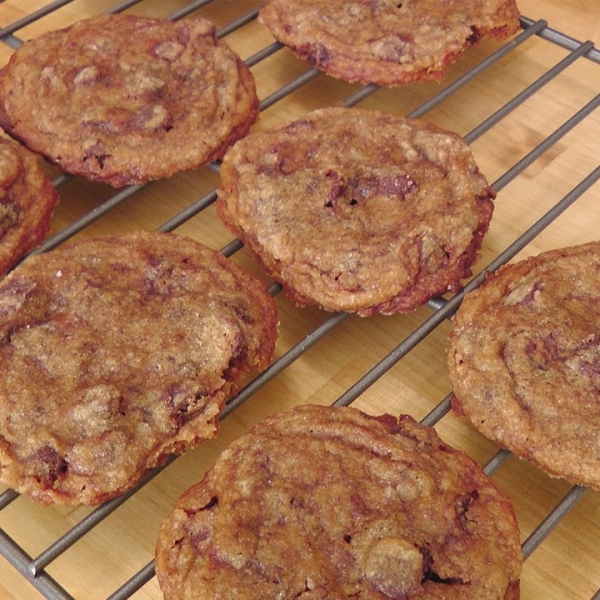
[521,15,600,64]
[0,0,74,39]
[0,528,75,600]
[333,164,600,408]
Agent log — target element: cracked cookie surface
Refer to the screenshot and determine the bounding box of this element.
[259,0,520,86]
[0,14,259,187]
[155,404,522,599]
[0,230,277,505]
[448,241,600,489]
[0,136,59,275]
[216,107,494,316]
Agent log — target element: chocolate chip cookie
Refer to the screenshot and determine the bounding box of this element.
[259,0,521,86]
[155,404,522,599]
[216,107,495,316]
[0,136,59,275]
[0,14,259,187]
[0,230,278,505]
[448,241,600,489]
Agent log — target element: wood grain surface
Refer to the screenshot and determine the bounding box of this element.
[0,1,599,599]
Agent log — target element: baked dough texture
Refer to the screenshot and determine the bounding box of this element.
[0,14,259,187]
[448,242,600,489]
[156,404,522,599]
[259,0,521,86]
[217,107,494,316]
[0,136,59,274]
[0,230,278,505]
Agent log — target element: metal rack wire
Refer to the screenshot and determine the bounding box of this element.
[0,2,599,599]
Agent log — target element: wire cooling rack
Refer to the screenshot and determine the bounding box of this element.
[0,1,599,599]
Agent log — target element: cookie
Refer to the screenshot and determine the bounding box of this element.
[0,136,59,274]
[155,404,522,599]
[0,14,259,187]
[216,107,494,316]
[448,241,600,489]
[259,0,520,86]
[0,230,278,505]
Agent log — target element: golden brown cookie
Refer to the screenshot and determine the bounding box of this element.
[0,230,278,505]
[156,404,522,600]
[259,0,521,86]
[448,241,600,489]
[216,107,494,316]
[0,14,259,187]
[0,136,59,274]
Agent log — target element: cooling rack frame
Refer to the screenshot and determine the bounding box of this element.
[0,2,599,599]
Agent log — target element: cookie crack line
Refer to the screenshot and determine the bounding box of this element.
[0,14,259,187]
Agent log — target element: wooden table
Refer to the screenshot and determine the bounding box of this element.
[0,1,599,598]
